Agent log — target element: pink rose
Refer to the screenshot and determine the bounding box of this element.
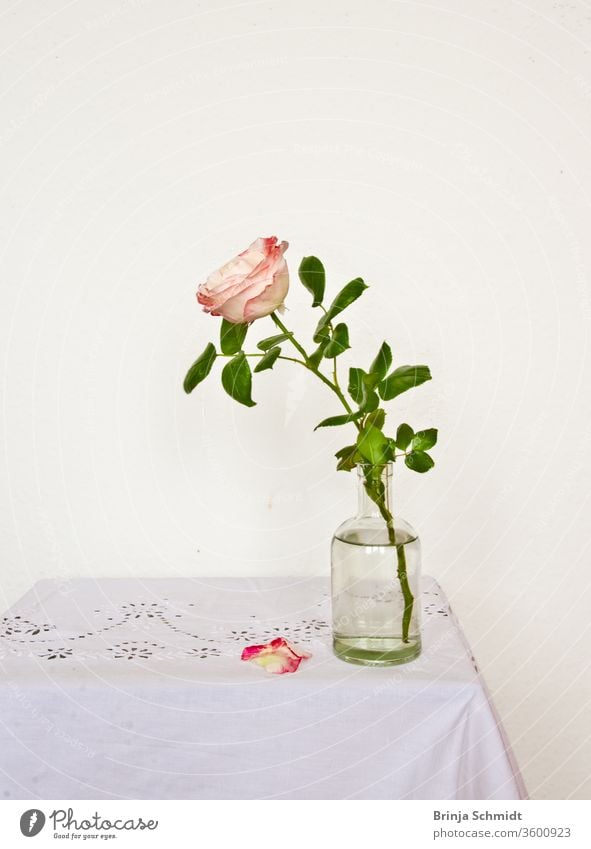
[241,637,312,675]
[197,236,289,324]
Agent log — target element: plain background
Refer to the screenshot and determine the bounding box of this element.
[1,0,590,800]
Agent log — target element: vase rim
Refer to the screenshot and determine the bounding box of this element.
[355,462,393,474]
[354,461,393,468]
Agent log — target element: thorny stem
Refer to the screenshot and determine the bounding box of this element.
[252,313,414,640]
[361,466,415,644]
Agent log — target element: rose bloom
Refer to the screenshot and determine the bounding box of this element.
[241,637,312,675]
[197,236,289,324]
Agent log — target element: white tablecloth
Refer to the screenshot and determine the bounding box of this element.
[0,576,525,800]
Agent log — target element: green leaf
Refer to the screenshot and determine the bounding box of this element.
[314,410,364,430]
[313,316,330,344]
[379,365,432,401]
[326,277,368,319]
[348,367,381,412]
[313,278,368,342]
[257,332,290,351]
[335,444,356,459]
[335,444,360,472]
[183,343,216,394]
[356,425,389,465]
[412,428,438,451]
[348,368,365,404]
[396,423,414,451]
[324,323,350,358]
[386,440,397,462]
[363,371,380,389]
[366,409,386,430]
[220,319,248,355]
[369,342,392,381]
[405,450,434,473]
[360,388,379,413]
[298,256,325,307]
[254,346,281,373]
[314,323,331,342]
[308,339,329,369]
[221,353,255,407]
[348,368,379,411]
[386,437,398,459]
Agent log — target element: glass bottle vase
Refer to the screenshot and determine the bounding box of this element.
[331,463,421,666]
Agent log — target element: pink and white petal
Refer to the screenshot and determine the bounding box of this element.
[268,637,290,650]
[214,282,260,323]
[241,637,312,674]
[241,643,270,661]
[197,238,275,306]
[207,244,268,292]
[285,641,312,660]
[241,240,288,291]
[249,651,303,675]
[244,236,278,255]
[198,270,259,313]
[243,264,289,322]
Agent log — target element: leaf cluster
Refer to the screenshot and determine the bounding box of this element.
[183,255,438,475]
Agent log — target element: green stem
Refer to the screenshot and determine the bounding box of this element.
[264,315,412,636]
[270,312,358,422]
[270,313,310,364]
[395,539,413,644]
[362,466,414,643]
[317,307,340,398]
[221,315,415,640]
[219,352,306,367]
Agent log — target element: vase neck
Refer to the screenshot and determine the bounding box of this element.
[356,464,393,518]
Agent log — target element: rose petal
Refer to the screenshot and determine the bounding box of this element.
[241,637,312,675]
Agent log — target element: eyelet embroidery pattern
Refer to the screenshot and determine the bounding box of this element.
[1,616,55,640]
[225,614,331,646]
[107,642,166,661]
[422,588,449,618]
[0,587,449,663]
[38,647,73,661]
[185,646,222,660]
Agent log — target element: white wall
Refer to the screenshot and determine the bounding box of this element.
[1,0,590,800]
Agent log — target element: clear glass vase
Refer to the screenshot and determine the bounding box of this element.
[331,463,422,666]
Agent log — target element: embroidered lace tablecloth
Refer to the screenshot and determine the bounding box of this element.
[0,576,525,800]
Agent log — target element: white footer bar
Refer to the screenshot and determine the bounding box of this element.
[0,800,589,848]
